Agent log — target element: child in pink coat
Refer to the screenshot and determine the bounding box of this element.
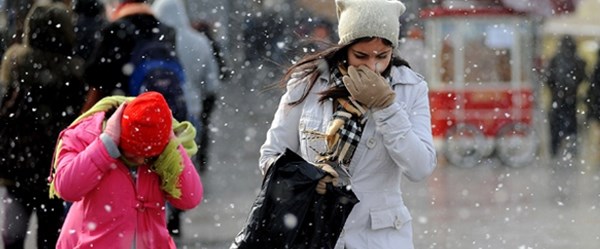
[50,91,203,248]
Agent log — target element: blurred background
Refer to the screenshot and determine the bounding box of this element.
[1,0,600,248]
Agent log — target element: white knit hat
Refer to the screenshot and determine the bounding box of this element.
[336,0,406,48]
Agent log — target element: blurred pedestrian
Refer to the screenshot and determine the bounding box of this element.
[291,17,336,61]
[305,18,336,52]
[192,20,232,80]
[0,2,85,248]
[585,47,600,164]
[259,0,437,248]
[49,91,203,248]
[1,0,33,50]
[153,0,220,172]
[191,20,228,175]
[242,8,285,64]
[71,0,108,61]
[546,35,587,159]
[81,0,177,112]
[586,47,600,122]
[152,0,220,237]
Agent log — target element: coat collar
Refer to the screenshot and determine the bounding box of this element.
[389,66,424,86]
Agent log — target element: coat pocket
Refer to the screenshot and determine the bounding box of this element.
[369,205,412,230]
[299,117,326,162]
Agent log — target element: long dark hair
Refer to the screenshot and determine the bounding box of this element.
[279,37,410,106]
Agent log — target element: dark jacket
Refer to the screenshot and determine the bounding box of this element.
[72,0,108,60]
[587,49,600,121]
[0,2,85,191]
[547,35,587,113]
[83,3,176,98]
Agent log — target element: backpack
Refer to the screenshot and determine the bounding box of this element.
[127,38,188,121]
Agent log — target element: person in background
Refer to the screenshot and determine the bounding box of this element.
[305,18,336,53]
[50,91,203,248]
[152,0,220,173]
[192,19,232,81]
[81,0,176,112]
[152,0,220,237]
[288,16,335,63]
[0,2,85,248]
[585,47,600,165]
[1,0,33,52]
[242,7,285,64]
[259,0,436,248]
[71,0,108,61]
[587,48,600,120]
[545,35,587,160]
[191,20,228,174]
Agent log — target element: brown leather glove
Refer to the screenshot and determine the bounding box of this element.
[342,65,396,109]
[315,163,339,195]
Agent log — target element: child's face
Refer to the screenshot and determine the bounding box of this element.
[121,151,157,166]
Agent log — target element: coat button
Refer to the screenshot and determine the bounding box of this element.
[366,138,376,149]
[135,202,145,212]
[394,216,403,230]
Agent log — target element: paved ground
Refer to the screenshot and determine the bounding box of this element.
[3,64,600,248]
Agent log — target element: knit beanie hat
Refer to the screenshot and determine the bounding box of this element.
[120,91,172,157]
[336,0,406,48]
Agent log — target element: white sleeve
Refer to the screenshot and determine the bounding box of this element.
[373,81,437,182]
[258,77,306,175]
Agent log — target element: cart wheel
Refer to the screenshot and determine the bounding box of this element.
[495,123,538,168]
[444,123,485,168]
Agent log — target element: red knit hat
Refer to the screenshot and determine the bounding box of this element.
[120,91,172,157]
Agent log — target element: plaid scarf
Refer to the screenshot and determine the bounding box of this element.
[302,66,367,179]
[328,66,368,167]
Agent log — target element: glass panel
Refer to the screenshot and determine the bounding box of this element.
[428,18,534,87]
[439,21,456,85]
[463,22,514,85]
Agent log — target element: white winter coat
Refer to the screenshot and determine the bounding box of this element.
[260,63,437,249]
[152,0,220,118]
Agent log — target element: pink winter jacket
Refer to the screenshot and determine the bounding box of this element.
[53,112,203,249]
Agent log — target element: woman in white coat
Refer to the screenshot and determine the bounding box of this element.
[259,0,437,248]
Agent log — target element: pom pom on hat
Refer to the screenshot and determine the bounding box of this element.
[336,0,406,48]
[120,91,172,157]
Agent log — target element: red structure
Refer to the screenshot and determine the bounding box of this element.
[421,1,580,167]
[421,4,540,167]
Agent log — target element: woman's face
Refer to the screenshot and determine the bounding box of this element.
[346,38,393,74]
